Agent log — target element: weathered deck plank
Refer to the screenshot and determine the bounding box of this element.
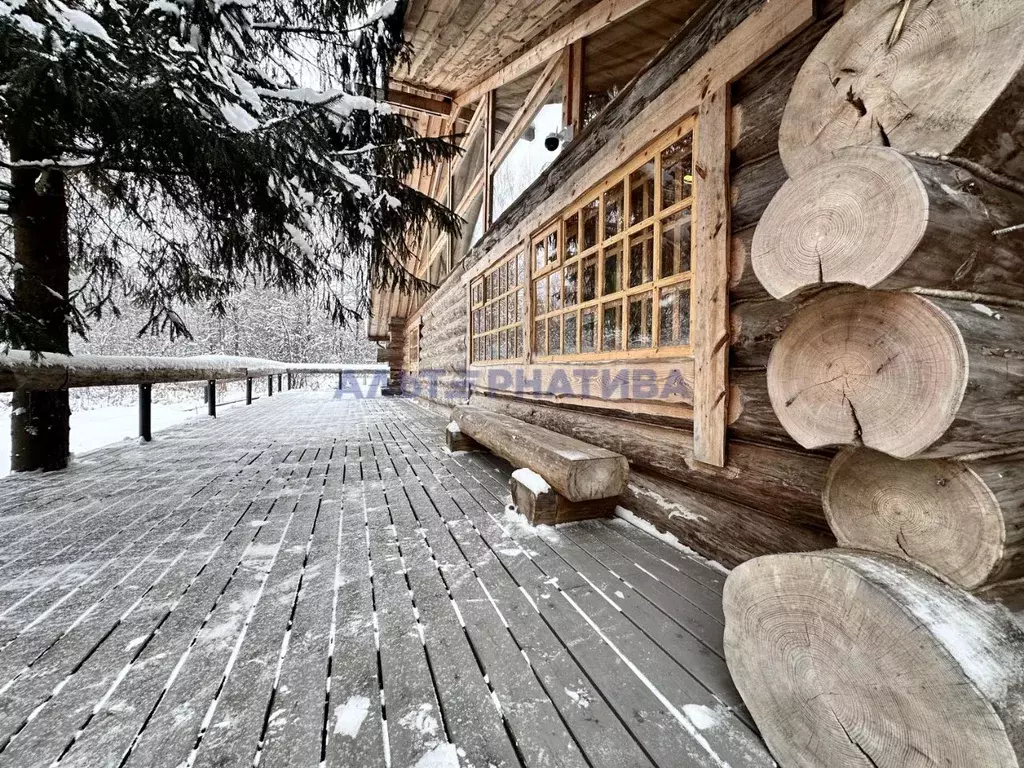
[0,394,770,768]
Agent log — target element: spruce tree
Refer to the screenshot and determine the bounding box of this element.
[0,0,457,470]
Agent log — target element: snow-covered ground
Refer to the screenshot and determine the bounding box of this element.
[0,375,379,478]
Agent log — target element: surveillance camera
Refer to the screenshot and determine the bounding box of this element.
[543,125,574,152]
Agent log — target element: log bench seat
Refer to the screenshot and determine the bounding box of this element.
[449,405,629,525]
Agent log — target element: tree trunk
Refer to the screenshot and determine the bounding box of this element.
[824,447,1024,590]
[753,148,1024,300]
[8,145,71,473]
[724,550,1024,768]
[778,0,1024,179]
[767,290,1024,459]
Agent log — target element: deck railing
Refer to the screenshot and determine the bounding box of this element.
[0,350,387,441]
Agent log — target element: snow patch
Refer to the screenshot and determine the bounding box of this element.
[511,468,551,495]
[412,743,459,768]
[446,421,459,434]
[683,704,725,730]
[628,482,707,522]
[564,687,592,708]
[614,507,730,575]
[334,696,371,738]
[398,703,439,739]
[971,303,1002,319]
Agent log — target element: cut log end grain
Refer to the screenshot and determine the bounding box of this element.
[824,448,1010,589]
[778,0,1024,178]
[753,147,929,300]
[767,291,967,458]
[753,147,1024,301]
[724,550,1024,768]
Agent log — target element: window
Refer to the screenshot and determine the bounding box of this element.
[470,249,526,364]
[409,322,421,366]
[531,116,695,360]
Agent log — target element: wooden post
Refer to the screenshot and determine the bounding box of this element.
[338,372,343,390]
[277,373,282,392]
[483,90,494,228]
[268,375,274,397]
[287,371,292,390]
[692,84,731,468]
[206,380,216,417]
[245,377,253,405]
[138,384,152,442]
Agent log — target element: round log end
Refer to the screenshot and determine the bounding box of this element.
[724,550,1024,768]
[752,147,928,300]
[824,448,1002,589]
[767,291,967,458]
[777,0,1024,177]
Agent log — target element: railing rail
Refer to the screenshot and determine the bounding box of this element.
[0,351,386,392]
[1,351,389,443]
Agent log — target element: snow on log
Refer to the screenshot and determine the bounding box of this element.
[824,448,1024,590]
[453,405,628,502]
[766,290,1024,459]
[724,549,1024,768]
[778,0,1024,178]
[752,147,1024,301]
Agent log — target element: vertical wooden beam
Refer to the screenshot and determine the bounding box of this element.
[207,380,217,418]
[138,384,152,442]
[563,39,584,133]
[693,85,731,468]
[277,373,283,392]
[246,377,253,405]
[268,375,274,397]
[483,90,494,228]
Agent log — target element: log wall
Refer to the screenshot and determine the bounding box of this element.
[395,0,846,566]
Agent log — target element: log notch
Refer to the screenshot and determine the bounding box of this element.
[724,550,1024,768]
[453,405,629,502]
[778,0,1024,179]
[767,290,1024,459]
[752,147,1024,300]
[824,448,1024,590]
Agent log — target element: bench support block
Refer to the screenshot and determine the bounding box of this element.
[446,426,481,453]
[510,476,616,527]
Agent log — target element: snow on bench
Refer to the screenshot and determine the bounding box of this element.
[452,405,629,526]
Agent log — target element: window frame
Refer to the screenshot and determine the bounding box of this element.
[469,247,526,366]
[529,115,697,362]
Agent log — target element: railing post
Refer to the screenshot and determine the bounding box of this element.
[246,377,253,405]
[268,375,274,397]
[338,372,343,390]
[277,373,282,392]
[207,379,216,417]
[287,372,292,390]
[139,384,152,442]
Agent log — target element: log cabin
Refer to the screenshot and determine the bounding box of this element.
[375,0,1024,764]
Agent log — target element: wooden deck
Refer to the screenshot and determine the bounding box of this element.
[0,395,772,768]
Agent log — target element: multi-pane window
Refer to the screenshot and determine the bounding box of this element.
[470,249,526,364]
[532,117,695,359]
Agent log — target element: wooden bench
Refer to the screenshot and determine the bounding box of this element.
[450,405,629,525]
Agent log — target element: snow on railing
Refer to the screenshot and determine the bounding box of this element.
[0,350,386,392]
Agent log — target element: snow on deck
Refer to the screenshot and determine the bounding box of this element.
[0,396,771,768]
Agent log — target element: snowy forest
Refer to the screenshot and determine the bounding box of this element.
[1,0,459,472]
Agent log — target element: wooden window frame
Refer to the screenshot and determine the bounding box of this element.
[469,247,527,366]
[529,115,696,362]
